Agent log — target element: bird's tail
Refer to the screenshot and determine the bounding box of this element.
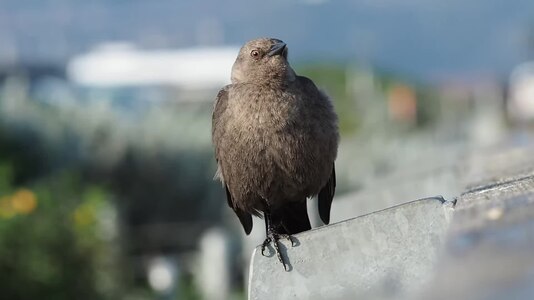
[271,200,311,235]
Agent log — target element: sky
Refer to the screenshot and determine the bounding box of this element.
[0,0,533,81]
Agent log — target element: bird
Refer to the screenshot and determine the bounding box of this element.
[212,37,338,270]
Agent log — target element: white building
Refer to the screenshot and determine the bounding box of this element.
[67,42,238,95]
[508,61,534,123]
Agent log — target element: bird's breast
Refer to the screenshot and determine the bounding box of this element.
[230,87,295,130]
[220,84,337,205]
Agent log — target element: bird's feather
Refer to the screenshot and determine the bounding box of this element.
[213,86,254,235]
[270,200,311,235]
[225,185,253,235]
[212,38,338,240]
[212,86,229,161]
[318,164,336,224]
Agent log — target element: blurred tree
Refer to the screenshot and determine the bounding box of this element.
[415,87,441,128]
[0,159,125,299]
[297,64,360,135]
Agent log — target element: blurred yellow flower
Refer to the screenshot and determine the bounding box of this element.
[11,189,38,214]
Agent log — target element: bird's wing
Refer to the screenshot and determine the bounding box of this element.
[318,164,336,224]
[225,185,253,235]
[272,200,312,235]
[212,86,230,157]
[295,76,337,224]
[212,86,253,235]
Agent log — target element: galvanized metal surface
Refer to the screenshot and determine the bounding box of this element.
[248,143,534,300]
[454,175,534,232]
[416,174,534,300]
[248,197,455,300]
[460,145,534,191]
[328,165,459,225]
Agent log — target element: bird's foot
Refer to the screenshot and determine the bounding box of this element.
[260,231,296,271]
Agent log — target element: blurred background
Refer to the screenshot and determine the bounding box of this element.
[1,0,534,299]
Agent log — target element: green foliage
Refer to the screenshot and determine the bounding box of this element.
[296,64,360,135]
[0,167,124,300]
[415,87,441,128]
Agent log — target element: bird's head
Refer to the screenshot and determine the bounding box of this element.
[231,38,296,85]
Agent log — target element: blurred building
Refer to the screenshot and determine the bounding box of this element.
[387,83,417,124]
[508,61,534,124]
[67,42,238,101]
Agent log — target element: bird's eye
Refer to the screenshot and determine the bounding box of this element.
[250,50,260,59]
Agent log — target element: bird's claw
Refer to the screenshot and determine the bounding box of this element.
[261,237,272,256]
[261,231,294,271]
[286,235,297,247]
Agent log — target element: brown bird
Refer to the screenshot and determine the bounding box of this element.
[212,38,338,270]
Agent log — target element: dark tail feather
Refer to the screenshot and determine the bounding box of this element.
[318,165,336,225]
[271,200,311,235]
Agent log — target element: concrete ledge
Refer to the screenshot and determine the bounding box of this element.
[248,197,455,300]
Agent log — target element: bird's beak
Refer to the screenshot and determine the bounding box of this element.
[268,41,287,57]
